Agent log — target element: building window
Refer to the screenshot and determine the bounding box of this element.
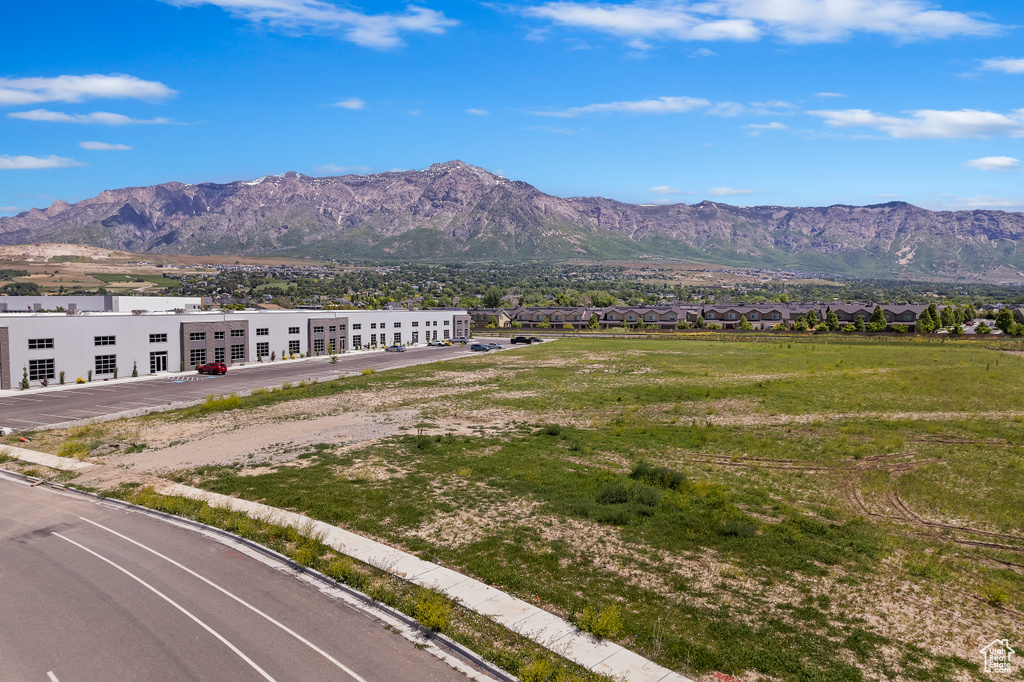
[329,326,336,332]
[339,325,346,331]
[289,340,301,354]
[28,359,55,381]
[371,323,377,329]
[554,316,562,321]
[313,326,324,333]
[352,323,362,330]
[28,338,54,350]
[706,313,715,320]
[214,347,226,363]
[771,313,780,320]
[94,335,116,346]
[95,354,117,375]
[905,313,913,321]
[370,334,377,346]
[189,332,206,341]
[230,329,245,337]
[394,332,401,345]
[190,348,206,366]
[150,333,167,343]
[412,321,419,327]
[314,339,325,353]
[231,344,245,361]
[256,342,269,358]
[411,332,419,343]
[728,313,736,320]
[668,316,675,321]
[150,351,168,373]
[444,320,450,326]
[750,314,758,320]
[536,315,542,321]
[443,329,450,339]
[352,335,362,349]
[628,315,635,321]
[256,328,269,336]
[214,331,225,340]
[433,321,438,326]
[394,322,401,328]
[289,327,300,334]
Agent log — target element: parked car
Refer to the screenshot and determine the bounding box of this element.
[197,362,227,375]
[510,336,532,344]
[384,344,405,352]
[453,336,470,344]
[487,342,504,349]
[426,338,444,346]
[528,337,544,343]
[470,343,490,352]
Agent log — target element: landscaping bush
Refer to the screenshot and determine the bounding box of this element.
[576,604,623,639]
[630,461,687,490]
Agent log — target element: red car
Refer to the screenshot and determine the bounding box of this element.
[197,362,227,375]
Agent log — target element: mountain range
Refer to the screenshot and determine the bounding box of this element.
[2,160,1023,281]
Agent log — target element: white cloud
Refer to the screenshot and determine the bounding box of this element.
[874,193,902,198]
[707,101,747,116]
[979,57,1024,74]
[0,74,175,106]
[810,108,1024,139]
[708,186,755,195]
[162,0,458,49]
[965,156,1020,171]
[523,0,1000,47]
[746,121,789,135]
[0,154,83,169]
[333,97,366,110]
[7,109,174,125]
[316,163,372,174]
[929,194,1024,211]
[649,185,685,194]
[523,125,579,134]
[79,141,133,151]
[689,47,717,57]
[537,95,710,117]
[815,91,846,97]
[466,108,490,115]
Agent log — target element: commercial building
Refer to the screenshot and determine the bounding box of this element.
[0,295,205,313]
[0,305,471,390]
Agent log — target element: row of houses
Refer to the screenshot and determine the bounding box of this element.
[470,304,938,331]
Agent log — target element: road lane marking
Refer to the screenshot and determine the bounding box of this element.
[52,532,277,682]
[77,516,369,682]
[46,672,59,682]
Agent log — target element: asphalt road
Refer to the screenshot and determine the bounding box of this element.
[0,338,516,431]
[0,473,487,682]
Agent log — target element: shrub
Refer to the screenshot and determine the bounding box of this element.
[576,604,623,639]
[59,370,65,385]
[361,368,375,376]
[630,461,687,490]
[983,582,1008,606]
[413,589,453,631]
[76,377,85,384]
[132,361,139,377]
[544,424,562,436]
[88,370,93,382]
[596,483,629,505]
[892,323,908,334]
[975,321,992,335]
[20,367,29,390]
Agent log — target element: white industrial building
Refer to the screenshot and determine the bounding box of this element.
[0,301,471,390]
[0,295,205,313]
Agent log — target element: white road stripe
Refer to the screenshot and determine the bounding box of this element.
[46,672,59,682]
[52,532,277,682]
[76,516,368,682]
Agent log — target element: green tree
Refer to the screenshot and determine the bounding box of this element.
[854,316,866,332]
[806,309,819,328]
[825,309,840,331]
[940,305,955,328]
[738,315,753,330]
[588,313,600,330]
[975,321,992,334]
[869,305,886,327]
[487,315,499,328]
[793,316,808,332]
[778,293,790,303]
[695,316,706,329]
[995,308,1015,332]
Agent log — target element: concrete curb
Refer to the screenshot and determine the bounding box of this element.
[0,467,514,682]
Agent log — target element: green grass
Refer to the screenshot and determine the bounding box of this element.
[93,336,1024,681]
[87,272,182,287]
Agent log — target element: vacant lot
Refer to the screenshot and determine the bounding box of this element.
[23,337,1024,681]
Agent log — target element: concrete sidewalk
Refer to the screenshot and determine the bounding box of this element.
[157,483,693,682]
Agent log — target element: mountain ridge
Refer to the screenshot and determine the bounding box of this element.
[2,160,1023,281]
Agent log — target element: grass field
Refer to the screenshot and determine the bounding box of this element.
[30,336,1024,681]
[86,272,182,288]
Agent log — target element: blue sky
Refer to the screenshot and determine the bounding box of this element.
[2,0,1024,216]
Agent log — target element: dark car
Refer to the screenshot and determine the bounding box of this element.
[470,343,490,352]
[197,362,227,375]
[384,344,405,352]
[528,337,543,343]
[510,336,532,344]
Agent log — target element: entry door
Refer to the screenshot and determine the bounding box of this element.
[150,351,168,373]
